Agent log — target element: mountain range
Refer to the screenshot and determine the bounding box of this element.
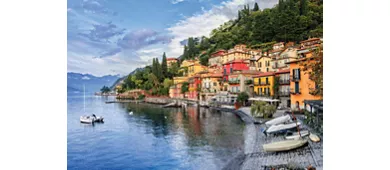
[67,72,120,95]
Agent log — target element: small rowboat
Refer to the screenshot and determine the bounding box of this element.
[263,139,308,152]
[285,130,310,140]
[265,115,291,127]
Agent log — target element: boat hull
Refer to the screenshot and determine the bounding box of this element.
[263,139,308,152]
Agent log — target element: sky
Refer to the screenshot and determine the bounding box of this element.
[67,0,278,76]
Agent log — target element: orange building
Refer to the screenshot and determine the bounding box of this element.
[286,56,321,110]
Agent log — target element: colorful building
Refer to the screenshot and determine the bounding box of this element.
[169,83,184,98]
[187,75,202,100]
[222,59,249,92]
[255,56,274,72]
[275,69,291,108]
[180,59,207,77]
[253,72,275,97]
[167,58,178,68]
[300,38,321,49]
[222,44,252,64]
[286,56,321,110]
[272,47,298,71]
[228,70,260,95]
[208,50,226,67]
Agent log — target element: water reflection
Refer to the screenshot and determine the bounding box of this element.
[68,96,246,169]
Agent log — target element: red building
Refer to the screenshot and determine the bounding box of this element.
[187,75,202,100]
[222,59,249,81]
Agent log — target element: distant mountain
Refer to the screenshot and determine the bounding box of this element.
[109,67,144,90]
[67,72,120,94]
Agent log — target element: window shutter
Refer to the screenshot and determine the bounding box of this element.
[298,69,300,79]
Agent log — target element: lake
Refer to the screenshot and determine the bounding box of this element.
[67,95,247,170]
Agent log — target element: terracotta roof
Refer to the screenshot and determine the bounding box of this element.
[300,38,321,43]
[167,58,177,61]
[253,72,275,77]
[275,69,290,74]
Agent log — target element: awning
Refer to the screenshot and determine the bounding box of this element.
[249,97,280,102]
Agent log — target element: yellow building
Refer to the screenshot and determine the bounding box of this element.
[222,44,252,64]
[253,72,275,97]
[286,51,321,110]
[173,76,188,84]
[255,56,275,72]
[179,59,207,77]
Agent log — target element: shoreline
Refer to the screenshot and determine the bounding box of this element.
[105,97,323,169]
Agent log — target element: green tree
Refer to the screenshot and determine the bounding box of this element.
[100,86,110,94]
[250,101,276,118]
[253,2,259,11]
[237,92,249,105]
[181,82,189,95]
[161,52,168,78]
[163,78,173,89]
[300,44,323,97]
[168,62,180,78]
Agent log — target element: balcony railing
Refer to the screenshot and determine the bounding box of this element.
[228,80,240,84]
[290,88,301,95]
[290,75,300,82]
[260,82,270,85]
[245,79,253,85]
[278,91,290,97]
[279,79,290,85]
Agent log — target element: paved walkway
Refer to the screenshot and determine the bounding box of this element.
[223,109,323,170]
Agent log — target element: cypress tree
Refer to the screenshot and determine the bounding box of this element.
[253,2,259,11]
[161,52,168,78]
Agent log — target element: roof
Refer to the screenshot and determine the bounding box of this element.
[256,55,272,61]
[231,70,262,75]
[253,72,275,77]
[223,59,248,65]
[300,38,321,43]
[275,69,290,74]
[167,58,177,61]
[285,57,316,64]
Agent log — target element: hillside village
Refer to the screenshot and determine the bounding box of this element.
[115,37,323,112]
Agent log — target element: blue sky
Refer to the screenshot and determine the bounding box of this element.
[67,0,278,76]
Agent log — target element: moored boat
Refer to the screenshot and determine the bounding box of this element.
[285,130,310,140]
[266,122,301,134]
[263,139,308,152]
[80,116,95,124]
[309,133,320,142]
[265,115,291,127]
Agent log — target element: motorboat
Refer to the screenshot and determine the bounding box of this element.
[129,111,133,115]
[266,122,301,134]
[263,139,308,152]
[80,114,104,124]
[285,130,310,140]
[265,115,292,127]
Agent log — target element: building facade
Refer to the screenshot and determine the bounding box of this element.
[253,72,275,97]
[275,69,291,108]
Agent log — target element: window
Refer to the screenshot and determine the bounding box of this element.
[266,68,269,72]
[213,82,217,86]
[224,69,226,75]
[230,68,233,73]
[266,77,268,84]
[259,62,262,68]
[295,82,299,93]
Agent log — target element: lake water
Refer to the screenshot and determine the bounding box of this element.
[67,95,247,170]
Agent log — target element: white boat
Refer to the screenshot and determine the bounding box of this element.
[266,122,301,134]
[129,111,133,115]
[80,116,95,124]
[263,139,308,152]
[265,115,291,127]
[285,130,310,140]
[309,133,321,142]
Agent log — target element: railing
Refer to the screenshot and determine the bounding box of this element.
[228,80,240,84]
[260,82,270,85]
[290,75,300,82]
[279,79,290,85]
[245,79,253,85]
[290,88,301,95]
[278,91,290,97]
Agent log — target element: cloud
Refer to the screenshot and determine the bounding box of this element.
[81,0,115,15]
[171,0,185,4]
[166,0,278,57]
[79,22,125,43]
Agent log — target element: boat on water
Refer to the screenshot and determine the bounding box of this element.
[266,122,301,134]
[129,111,133,115]
[263,139,308,152]
[285,130,310,140]
[80,114,104,124]
[265,115,291,127]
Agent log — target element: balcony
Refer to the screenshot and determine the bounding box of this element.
[290,88,301,95]
[228,80,240,84]
[260,81,270,85]
[245,79,253,85]
[278,91,290,97]
[290,75,300,82]
[279,79,290,85]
